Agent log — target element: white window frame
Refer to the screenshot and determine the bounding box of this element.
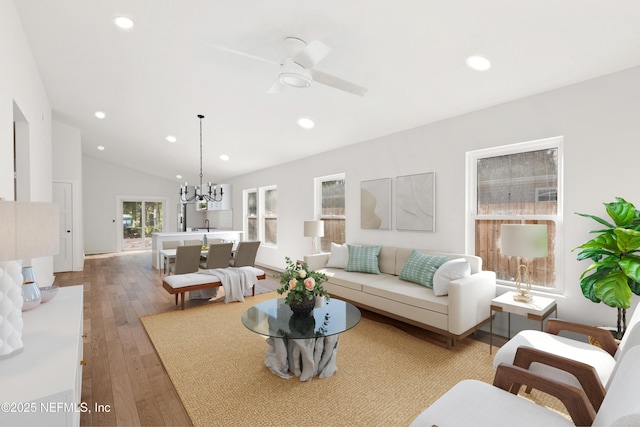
[260,185,277,247]
[465,136,564,294]
[314,173,346,251]
[243,188,257,241]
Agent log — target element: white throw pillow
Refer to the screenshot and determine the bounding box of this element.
[326,243,349,269]
[432,258,471,296]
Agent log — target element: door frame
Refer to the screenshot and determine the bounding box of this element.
[116,196,169,251]
[53,179,84,271]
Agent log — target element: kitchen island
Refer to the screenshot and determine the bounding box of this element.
[151,230,244,270]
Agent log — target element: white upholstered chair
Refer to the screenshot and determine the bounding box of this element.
[493,305,640,411]
[410,345,640,427]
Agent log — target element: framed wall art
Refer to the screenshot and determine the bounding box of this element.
[360,178,391,230]
[396,172,435,231]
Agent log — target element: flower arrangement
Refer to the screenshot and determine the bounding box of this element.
[276,257,330,305]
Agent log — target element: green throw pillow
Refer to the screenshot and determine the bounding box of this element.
[399,250,448,288]
[345,245,382,274]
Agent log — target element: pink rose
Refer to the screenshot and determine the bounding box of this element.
[304,277,315,291]
[298,269,307,279]
[289,279,297,289]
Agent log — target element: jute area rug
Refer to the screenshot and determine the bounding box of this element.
[141,292,565,427]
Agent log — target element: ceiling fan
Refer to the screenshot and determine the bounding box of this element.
[213,37,367,97]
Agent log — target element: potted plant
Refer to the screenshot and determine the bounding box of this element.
[276,257,329,316]
[573,197,640,339]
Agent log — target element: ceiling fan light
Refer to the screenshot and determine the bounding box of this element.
[279,63,312,88]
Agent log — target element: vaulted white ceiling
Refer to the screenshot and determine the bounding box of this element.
[14,1,640,185]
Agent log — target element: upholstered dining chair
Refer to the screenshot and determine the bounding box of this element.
[184,239,203,246]
[200,242,233,269]
[161,240,180,275]
[229,241,261,267]
[169,244,202,275]
[493,304,640,411]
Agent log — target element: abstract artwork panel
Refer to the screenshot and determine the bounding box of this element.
[360,178,391,230]
[396,172,435,231]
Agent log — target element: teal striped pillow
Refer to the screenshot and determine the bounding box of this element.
[346,245,382,274]
[399,250,448,288]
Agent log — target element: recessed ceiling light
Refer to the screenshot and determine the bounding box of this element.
[114,16,134,30]
[94,111,106,119]
[466,55,491,71]
[297,117,315,129]
[176,174,182,180]
[97,146,105,151]
[166,135,177,143]
[219,154,230,161]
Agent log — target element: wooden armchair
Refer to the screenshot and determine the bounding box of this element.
[493,306,640,399]
[410,346,640,426]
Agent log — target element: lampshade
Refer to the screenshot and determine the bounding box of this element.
[500,224,548,259]
[0,201,59,360]
[303,220,324,238]
[0,201,60,261]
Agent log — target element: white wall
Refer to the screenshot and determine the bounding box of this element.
[0,0,55,285]
[227,65,640,329]
[52,120,84,270]
[83,156,180,254]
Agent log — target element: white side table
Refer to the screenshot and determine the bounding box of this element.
[489,291,557,354]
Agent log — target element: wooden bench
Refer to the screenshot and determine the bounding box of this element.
[162,267,266,310]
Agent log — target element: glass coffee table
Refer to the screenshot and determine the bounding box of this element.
[242,298,361,381]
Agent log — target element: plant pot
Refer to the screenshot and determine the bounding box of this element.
[289,296,315,316]
[314,295,326,308]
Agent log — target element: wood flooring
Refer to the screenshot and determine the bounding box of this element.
[53,250,504,427]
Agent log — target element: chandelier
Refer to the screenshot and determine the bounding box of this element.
[179,114,223,204]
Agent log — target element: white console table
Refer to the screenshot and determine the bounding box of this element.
[0,285,84,427]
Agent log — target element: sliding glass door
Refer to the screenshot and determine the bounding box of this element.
[122,200,164,250]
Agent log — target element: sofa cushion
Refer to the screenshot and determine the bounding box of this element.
[378,246,397,275]
[433,258,471,296]
[364,277,449,314]
[399,250,447,288]
[325,269,388,291]
[326,242,349,268]
[346,245,382,274]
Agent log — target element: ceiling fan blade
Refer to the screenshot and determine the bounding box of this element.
[294,40,332,69]
[310,70,367,97]
[210,44,278,65]
[267,78,287,94]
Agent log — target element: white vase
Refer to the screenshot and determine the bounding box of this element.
[314,295,325,308]
[21,266,42,311]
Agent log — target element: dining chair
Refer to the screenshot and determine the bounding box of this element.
[229,241,261,267]
[169,245,202,275]
[184,239,203,246]
[161,240,181,275]
[200,242,233,269]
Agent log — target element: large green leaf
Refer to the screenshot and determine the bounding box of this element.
[579,271,602,303]
[575,212,614,229]
[578,257,619,279]
[574,233,619,253]
[619,255,640,283]
[614,228,640,253]
[605,198,637,227]
[593,270,632,308]
[575,247,610,262]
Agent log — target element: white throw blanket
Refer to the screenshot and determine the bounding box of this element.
[197,267,258,303]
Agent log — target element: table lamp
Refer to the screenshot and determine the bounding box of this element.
[303,220,324,255]
[500,224,548,302]
[0,201,59,360]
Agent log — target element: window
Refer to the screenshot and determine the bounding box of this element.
[315,173,346,252]
[467,136,563,292]
[261,186,277,246]
[244,189,257,241]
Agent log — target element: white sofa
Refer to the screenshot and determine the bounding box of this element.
[305,245,496,347]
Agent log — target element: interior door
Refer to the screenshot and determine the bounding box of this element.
[53,182,73,272]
